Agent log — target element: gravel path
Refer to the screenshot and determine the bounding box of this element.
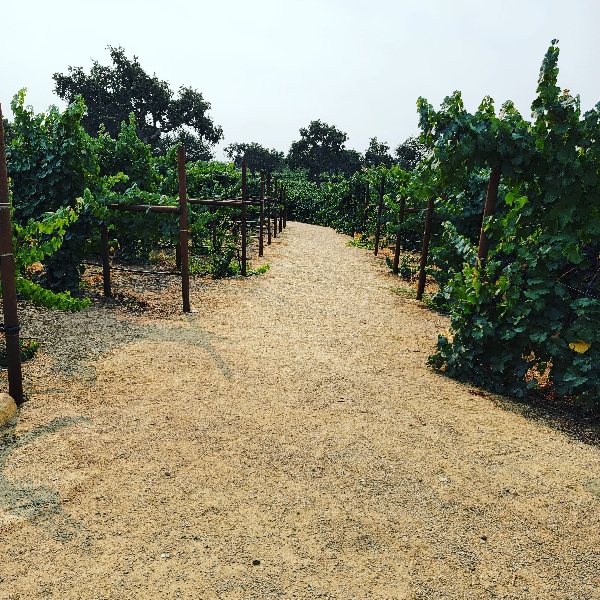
[1,222,600,599]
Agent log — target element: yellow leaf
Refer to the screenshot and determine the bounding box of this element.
[569,340,591,354]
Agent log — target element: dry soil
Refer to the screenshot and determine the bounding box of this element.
[1,222,599,599]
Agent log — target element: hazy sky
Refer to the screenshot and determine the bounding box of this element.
[2,0,599,160]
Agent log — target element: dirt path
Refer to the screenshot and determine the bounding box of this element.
[1,222,599,599]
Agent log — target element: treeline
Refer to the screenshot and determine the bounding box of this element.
[21,45,421,177]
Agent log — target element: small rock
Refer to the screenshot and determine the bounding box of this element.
[480,535,488,541]
[164,471,171,477]
[160,553,171,559]
[252,559,261,566]
[0,393,17,428]
[584,478,600,499]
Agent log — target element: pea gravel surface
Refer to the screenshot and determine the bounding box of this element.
[1,222,599,599]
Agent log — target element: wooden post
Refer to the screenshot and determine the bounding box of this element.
[0,104,23,404]
[266,173,272,246]
[362,182,370,233]
[178,146,190,312]
[241,160,248,276]
[279,187,283,233]
[283,188,287,228]
[374,176,385,256]
[101,225,111,297]
[393,196,406,275]
[259,172,265,257]
[272,179,278,239]
[477,166,501,264]
[350,192,356,239]
[416,197,435,301]
[211,205,217,249]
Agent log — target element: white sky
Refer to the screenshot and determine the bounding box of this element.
[2,0,599,160]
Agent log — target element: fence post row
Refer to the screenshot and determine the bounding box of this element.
[0,105,24,404]
[102,146,281,312]
[389,166,499,302]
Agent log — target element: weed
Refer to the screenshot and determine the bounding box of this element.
[347,234,374,250]
[248,264,270,276]
[0,338,40,368]
[390,286,417,299]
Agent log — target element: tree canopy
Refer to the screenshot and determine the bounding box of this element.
[287,120,362,180]
[53,46,223,158]
[364,137,393,167]
[395,135,427,170]
[224,142,284,175]
[1,117,13,146]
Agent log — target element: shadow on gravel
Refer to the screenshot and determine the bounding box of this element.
[0,415,89,539]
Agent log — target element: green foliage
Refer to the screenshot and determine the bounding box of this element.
[224,142,284,175]
[53,46,223,156]
[94,115,156,192]
[424,41,600,410]
[6,91,102,293]
[9,194,91,311]
[209,244,240,278]
[395,136,427,170]
[15,278,90,311]
[1,117,14,146]
[248,264,270,276]
[287,120,362,180]
[364,137,393,168]
[277,41,600,411]
[0,338,40,368]
[347,235,374,249]
[8,90,97,222]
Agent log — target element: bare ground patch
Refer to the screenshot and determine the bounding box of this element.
[1,222,599,599]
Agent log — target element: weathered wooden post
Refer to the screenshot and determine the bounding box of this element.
[211,204,217,249]
[392,196,406,275]
[241,160,248,276]
[266,173,272,246]
[283,188,287,228]
[0,104,23,404]
[374,176,385,256]
[362,182,370,233]
[178,146,190,312]
[259,171,265,257]
[100,225,111,297]
[416,197,435,301]
[477,166,501,264]
[350,192,356,239]
[279,187,283,233]
[272,179,278,239]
